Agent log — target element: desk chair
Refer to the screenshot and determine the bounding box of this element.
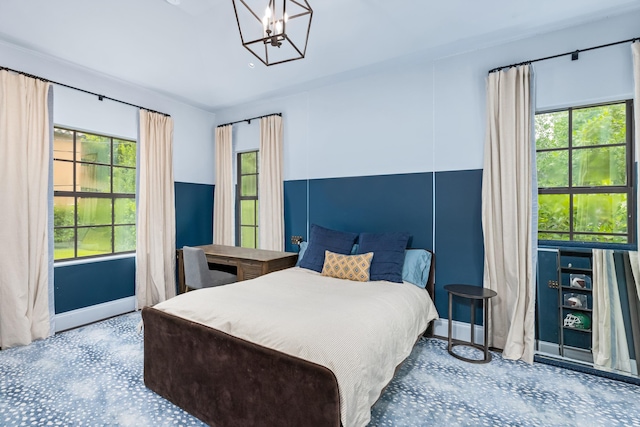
[183,246,237,290]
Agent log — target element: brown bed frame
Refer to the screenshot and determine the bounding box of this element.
[142,250,435,427]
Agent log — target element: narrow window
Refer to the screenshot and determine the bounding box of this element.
[536,101,634,244]
[236,151,259,248]
[53,128,136,260]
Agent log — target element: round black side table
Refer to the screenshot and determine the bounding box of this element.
[444,284,498,364]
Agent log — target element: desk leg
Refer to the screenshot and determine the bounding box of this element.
[448,293,453,352]
[177,250,186,294]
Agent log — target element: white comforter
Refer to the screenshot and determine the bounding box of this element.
[152,266,438,427]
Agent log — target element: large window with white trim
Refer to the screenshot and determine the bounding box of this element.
[536,100,634,244]
[53,127,136,260]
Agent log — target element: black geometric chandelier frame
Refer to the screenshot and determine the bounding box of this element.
[231,0,313,66]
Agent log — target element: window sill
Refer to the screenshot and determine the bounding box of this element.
[538,240,637,252]
[54,252,136,268]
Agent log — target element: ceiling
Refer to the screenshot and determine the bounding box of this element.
[0,0,639,113]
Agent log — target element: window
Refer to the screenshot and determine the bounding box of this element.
[236,151,259,248]
[535,101,634,244]
[53,128,136,260]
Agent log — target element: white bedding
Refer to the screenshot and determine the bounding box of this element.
[152,266,438,427]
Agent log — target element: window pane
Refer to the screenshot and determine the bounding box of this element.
[535,111,568,149]
[54,197,75,227]
[113,167,135,193]
[54,160,74,192]
[53,128,74,161]
[77,132,111,164]
[572,146,626,187]
[77,198,112,226]
[240,200,256,226]
[572,103,626,147]
[54,228,75,260]
[77,226,112,257]
[537,150,568,188]
[241,175,257,197]
[538,194,570,233]
[114,198,136,224]
[573,193,627,236]
[539,232,570,241]
[241,226,256,248]
[115,225,136,252]
[573,234,627,244]
[76,163,111,192]
[241,152,258,174]
[114,139,136,167]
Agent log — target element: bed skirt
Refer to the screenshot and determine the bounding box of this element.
[142,307,341,427]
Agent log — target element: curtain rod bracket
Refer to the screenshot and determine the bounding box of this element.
[571,50,579,61]
[98,95,104,101]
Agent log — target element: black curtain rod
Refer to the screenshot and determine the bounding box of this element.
[217,113,282,128]
[0,65,171,117]
[488,36,640,74]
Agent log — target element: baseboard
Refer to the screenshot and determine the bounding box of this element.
[432,318,485,345]
[54,297,136,332]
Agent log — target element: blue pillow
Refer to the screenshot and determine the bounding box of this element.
[402,249,432,289]
[298,225,358,273]
[357,232,410,283]
[295,241,308,266]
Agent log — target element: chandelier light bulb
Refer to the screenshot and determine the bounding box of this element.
[275,20,283,34]
[264,6,272,19]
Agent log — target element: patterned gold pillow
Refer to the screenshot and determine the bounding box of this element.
[321,250,373,282]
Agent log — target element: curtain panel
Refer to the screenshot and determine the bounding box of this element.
[136,110,176,308]
[592,249,632,373]
[259,115,284,251]
[213,125,234,245]
[482,65,536,363]
[0,71,52,349]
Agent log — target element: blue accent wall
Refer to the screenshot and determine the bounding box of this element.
[55,257,135,314]
[284,180,308,253]
[54,181,214,314]
[175,181,214,248]
[307,173,433,248]
[434,169,484,323]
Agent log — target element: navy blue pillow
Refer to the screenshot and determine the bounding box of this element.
[298,224,358,273]
[357,232,411,282]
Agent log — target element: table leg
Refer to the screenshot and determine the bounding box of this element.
[470,299,475,346]
[484,297,489,361]
[448,292,453,352]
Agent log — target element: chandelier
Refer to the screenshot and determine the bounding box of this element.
[231,0,313,66]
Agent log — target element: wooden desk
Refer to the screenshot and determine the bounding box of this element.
[177,244,298,294]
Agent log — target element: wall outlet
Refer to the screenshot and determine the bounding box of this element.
[290,236,303,245]
[548,280,559,289]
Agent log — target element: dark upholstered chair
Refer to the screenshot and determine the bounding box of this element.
[182,246,237,290]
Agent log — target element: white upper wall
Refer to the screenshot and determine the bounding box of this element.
[216,10,639,180]
[0,40,217,185]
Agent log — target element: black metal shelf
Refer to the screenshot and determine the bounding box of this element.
[561,285,592,292]
[560,267,592,274]
[562,305,592,313]
[563,326,592,333]
[557,249,593,358]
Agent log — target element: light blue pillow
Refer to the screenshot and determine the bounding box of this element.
[402,249,432,289]
[296,241,308,266]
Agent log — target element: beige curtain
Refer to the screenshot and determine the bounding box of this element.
[0,71,51,349]
[592,249,631,373]
[482,65,536,363]
[136,110,176,308]
[213,125,234,245]
[259,115,284,251]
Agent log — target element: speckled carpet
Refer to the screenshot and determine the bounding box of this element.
[1,312,639,426]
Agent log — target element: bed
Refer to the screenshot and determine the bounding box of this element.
[142,244,437,427]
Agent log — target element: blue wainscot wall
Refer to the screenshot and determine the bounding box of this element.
[283,170,485,320]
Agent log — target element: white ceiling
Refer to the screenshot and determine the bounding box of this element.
[0,0,639,113]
